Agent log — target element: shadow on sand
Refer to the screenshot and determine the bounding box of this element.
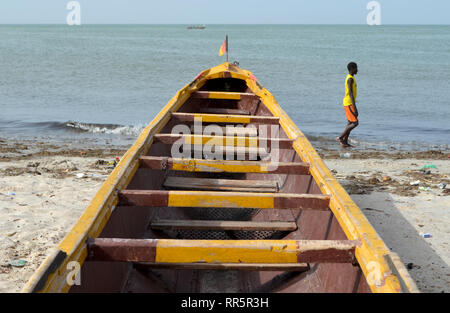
[351,191,449,293]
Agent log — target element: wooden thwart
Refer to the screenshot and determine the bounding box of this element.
[150,219,297,231]
[154,133,293,149]
[191,91,257,101]
[189,125,257,136]
[139,156,310,175]
[199,108,250,115]
[191,145,269,160]
[163,176,279,192]
[134,262,309,272]
[118,190,330,210]
[171,112,279,125]
[87,238,359,263]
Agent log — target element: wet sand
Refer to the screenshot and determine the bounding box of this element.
[0,139,448,292]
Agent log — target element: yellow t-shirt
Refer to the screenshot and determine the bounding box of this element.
[343,74,357,106]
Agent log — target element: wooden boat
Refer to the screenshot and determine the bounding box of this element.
[187,25,206,29]
[23,62,419,293]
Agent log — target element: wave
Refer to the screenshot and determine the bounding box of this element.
[63,121,145,136]
[0,119,146,137]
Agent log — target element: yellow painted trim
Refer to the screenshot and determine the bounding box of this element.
[171,158,271,173]
[208,91,241,100]
[192,113,251,124]
[167,191,274,209]
[155,240,298,263]
[182,134,259,147]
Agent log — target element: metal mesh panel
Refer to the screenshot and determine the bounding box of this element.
[160,229,281,240]
[157,207,286,239]
[232,230,279,240]
[184,207,260,221]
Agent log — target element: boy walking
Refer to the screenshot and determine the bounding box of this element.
[338,62,359,148]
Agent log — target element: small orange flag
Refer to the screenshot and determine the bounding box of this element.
[219,35,228,56]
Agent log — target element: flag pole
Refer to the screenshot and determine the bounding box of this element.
[226,34,229,63]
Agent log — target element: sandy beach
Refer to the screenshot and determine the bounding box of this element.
[0,139,448,293]
[323,156,449,293]
[0,139,126,292]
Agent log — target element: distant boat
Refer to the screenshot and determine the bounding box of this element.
[187,25,206,29]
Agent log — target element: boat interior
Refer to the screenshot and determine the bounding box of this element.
[69,76,372,293]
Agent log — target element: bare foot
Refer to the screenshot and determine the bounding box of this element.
[337,137,349,148]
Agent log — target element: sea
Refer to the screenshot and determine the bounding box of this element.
[0,24,449,151]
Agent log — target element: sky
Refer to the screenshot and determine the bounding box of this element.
[0,0,449,25]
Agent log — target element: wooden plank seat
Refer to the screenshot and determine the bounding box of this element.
[87,238,360,263]
[153,133,293,149]
[163,176,279,192]
[189,125,258,137]
[150,219,297,231]
[139,156,310,175]
[118,190,330,210]
[171,112,279,125]
[191,91,258,101]
[133,262,310,272]
[198,108,250,115]
[191,145,270,160]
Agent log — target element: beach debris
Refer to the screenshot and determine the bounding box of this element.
[7,231,17,237]
[363,207,384,213]
[9,259,27,267]
[368,177,380,184]
[420,164,437,170]
[438,182,447,189]
[418,186,430,191]
[90,174,106,179]
[41,160,78,172]
[382,176,392,182]
[8,192,15,196]
[341,152,351,158]
[76,172,106,179]
[443,189,450,196]
[95,159,107,166]
[406,263,421,270]
[410,180,421,186]
[420,233,432,239]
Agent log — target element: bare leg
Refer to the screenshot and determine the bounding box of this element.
[339,122,358,146]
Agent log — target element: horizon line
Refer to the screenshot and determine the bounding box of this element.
[0,23,449,26]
